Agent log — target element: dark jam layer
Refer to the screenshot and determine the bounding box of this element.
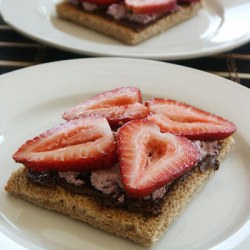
[27,155,220,217]
[68,1,198,32]
[27,169,169,216]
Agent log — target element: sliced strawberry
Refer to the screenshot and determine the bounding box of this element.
[13,116,117,172]
[63,87,148,128]
[82,103,149,128]
[117,119,200,197]
[83,0,122,5]
[125,0,177,15]
[146,98,237,140]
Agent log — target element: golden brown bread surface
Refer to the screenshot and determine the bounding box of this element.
[56,1,202,45]
[5,136,234,246]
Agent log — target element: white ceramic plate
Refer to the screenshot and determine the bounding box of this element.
[0,0,250,60]
[0,58,250,250]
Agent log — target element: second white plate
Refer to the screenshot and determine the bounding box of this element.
[1,0,250,59]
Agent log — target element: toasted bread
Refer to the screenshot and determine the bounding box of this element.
[56,1,202,45]
[5,136,234,246]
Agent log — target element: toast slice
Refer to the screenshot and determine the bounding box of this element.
[5,136,234,246]
[56,1,202,45]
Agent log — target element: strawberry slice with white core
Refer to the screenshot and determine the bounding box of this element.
[146,98,236,140]
[13,116,117,172]
[125,0,177,15]
[117,119,200,197]
[63,87,148,127]
[67,103,148,128]
[84,0,122,5]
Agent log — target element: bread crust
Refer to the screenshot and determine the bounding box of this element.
[5,136,234,246]
[56,1,202,45]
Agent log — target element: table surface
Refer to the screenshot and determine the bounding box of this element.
[0,14,249,89]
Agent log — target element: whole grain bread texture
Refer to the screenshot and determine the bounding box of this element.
[56,1,202,45]
[5,136,234,246]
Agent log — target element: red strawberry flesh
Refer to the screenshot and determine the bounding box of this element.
[125,0,177,15]
[146,98,236,140]
[117,119,200,197]
[13,116,117,172]
[85,0,122,5]
[63,87,145,124]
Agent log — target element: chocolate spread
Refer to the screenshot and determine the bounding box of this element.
[27,153,220,216]
[27,168,169,215]
[68,1,195,32]
[75,5,164,32]
[26,135,222,217]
